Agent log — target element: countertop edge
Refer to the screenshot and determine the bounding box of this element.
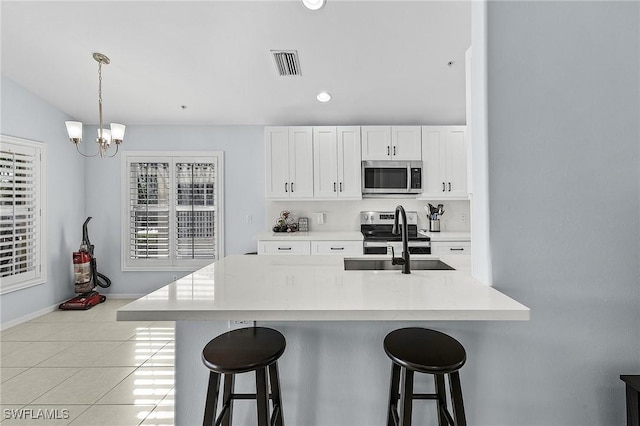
[118,309,530,322]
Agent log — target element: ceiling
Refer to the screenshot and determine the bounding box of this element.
[1,1,471,126]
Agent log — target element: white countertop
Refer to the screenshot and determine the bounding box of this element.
[418,230,471,242]
[118,254,529,322]
[256,231,364,241]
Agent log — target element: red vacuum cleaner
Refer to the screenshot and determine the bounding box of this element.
[59,217,111,310]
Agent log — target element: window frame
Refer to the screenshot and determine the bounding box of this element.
[0,135,47,294]
[121,151,224,271]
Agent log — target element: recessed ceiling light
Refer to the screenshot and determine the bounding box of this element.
[302,0,325,11]
[316,92,331,103]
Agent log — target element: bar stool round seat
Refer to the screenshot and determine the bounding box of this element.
[384,327,467,426]
[202,327,286,426]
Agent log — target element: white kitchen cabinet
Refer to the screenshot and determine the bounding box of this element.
[361,126,421,160]
[313,126,362,199]
[311,240,363,256]
[265,126,314,199]
[258,240,311,255]
[421,126,468,199]
[431,241,471,256]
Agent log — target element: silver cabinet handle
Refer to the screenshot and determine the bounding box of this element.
[334,182,337,192]
[339,182,343,192]
[285,183,288,192]
[330,247,344,251]
[448,182,451,192]
[450,248,465,251]
[442,182,446,192]
[291,182,294,193]
[393,146,396,156]
[278,247,292,251]
[387,146,390,156]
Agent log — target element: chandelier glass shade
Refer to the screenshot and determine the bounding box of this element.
[65,52,125,158]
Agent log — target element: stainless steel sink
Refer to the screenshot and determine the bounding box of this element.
[344,258,455,271]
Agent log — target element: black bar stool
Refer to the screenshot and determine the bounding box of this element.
[202,327,286,426]
[384,327,467,426]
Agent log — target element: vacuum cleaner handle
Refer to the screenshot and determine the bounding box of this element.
[82,217,92,248]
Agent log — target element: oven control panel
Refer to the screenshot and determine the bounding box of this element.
[360,211,418,225]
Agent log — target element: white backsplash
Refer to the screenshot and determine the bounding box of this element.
[267,199,471,232]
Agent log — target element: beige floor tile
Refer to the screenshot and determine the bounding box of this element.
[34,367,135,405]
[1,341,75,367]
[68,404,155,426]
[92,341,168,368]
[0,368,28,383]
[38,341,124,367]
[0,406,26,424]
[48,322,151,342]
[96,367,174,406]
[0,323,29,339]
[0,341,31,357]
[141,342,174,368]
[0,323,77,342]
[0,368,78,404]
[130,326,175,342]
[1,405,90,425]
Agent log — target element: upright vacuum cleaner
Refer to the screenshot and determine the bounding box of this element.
[59,217,111,310]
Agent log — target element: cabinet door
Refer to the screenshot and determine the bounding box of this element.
[361,126,391,160]
[337,126,362,198]
[431,241,471,256]
[421,126,447,196]
[311,241,363,256]
[258,241,311,255]
[444,127,468,197]
[265,127,290,198]
[392,126,422,160]
[313,127,339,198]
[289,127,314,198]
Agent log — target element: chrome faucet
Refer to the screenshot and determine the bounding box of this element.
[391,205,410,274]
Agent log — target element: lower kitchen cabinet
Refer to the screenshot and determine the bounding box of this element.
[311,241,363,256]
[431,241,471,256]
[258,241,311,255]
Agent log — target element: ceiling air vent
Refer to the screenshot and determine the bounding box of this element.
[271,50,301,76]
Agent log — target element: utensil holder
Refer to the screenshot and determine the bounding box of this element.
[429,219,440,232]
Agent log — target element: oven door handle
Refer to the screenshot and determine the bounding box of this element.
[363,241,430,248]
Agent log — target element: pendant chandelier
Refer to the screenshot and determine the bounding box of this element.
[65,52,125,158]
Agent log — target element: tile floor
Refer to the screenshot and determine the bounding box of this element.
[0,299,174,425]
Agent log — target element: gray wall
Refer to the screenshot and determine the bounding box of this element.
[481,1,640,424]
[0,76,86,324]
[82,125,266,296]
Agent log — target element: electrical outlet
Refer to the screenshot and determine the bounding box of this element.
[228,320,255,329]
[460,214,466,223]
[245,214,253,224]
[172,275,178,282]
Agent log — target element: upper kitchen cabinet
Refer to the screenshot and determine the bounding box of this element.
[313,126,362,199]
[421,126,468,199]
[361,126,422,160]
[265,126,314,199]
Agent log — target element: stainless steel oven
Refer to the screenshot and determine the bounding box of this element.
[361,161,422,196]
[360,211,431,255]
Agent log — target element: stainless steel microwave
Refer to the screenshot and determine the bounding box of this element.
[361,160,423,196]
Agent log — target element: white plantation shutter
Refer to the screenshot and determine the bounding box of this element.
[175,162,216,260]
[129,162,171,261]
[0,136,46,294]
[122,153,223,270]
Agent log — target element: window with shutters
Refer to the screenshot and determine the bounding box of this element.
[0,135,46,294]
[121,152,224,271]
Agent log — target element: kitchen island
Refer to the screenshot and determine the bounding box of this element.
[118,254,529,425]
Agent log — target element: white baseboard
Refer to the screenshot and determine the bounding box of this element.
[1,294,145,331]
[1,302,59,331]
[104,294,145,299]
